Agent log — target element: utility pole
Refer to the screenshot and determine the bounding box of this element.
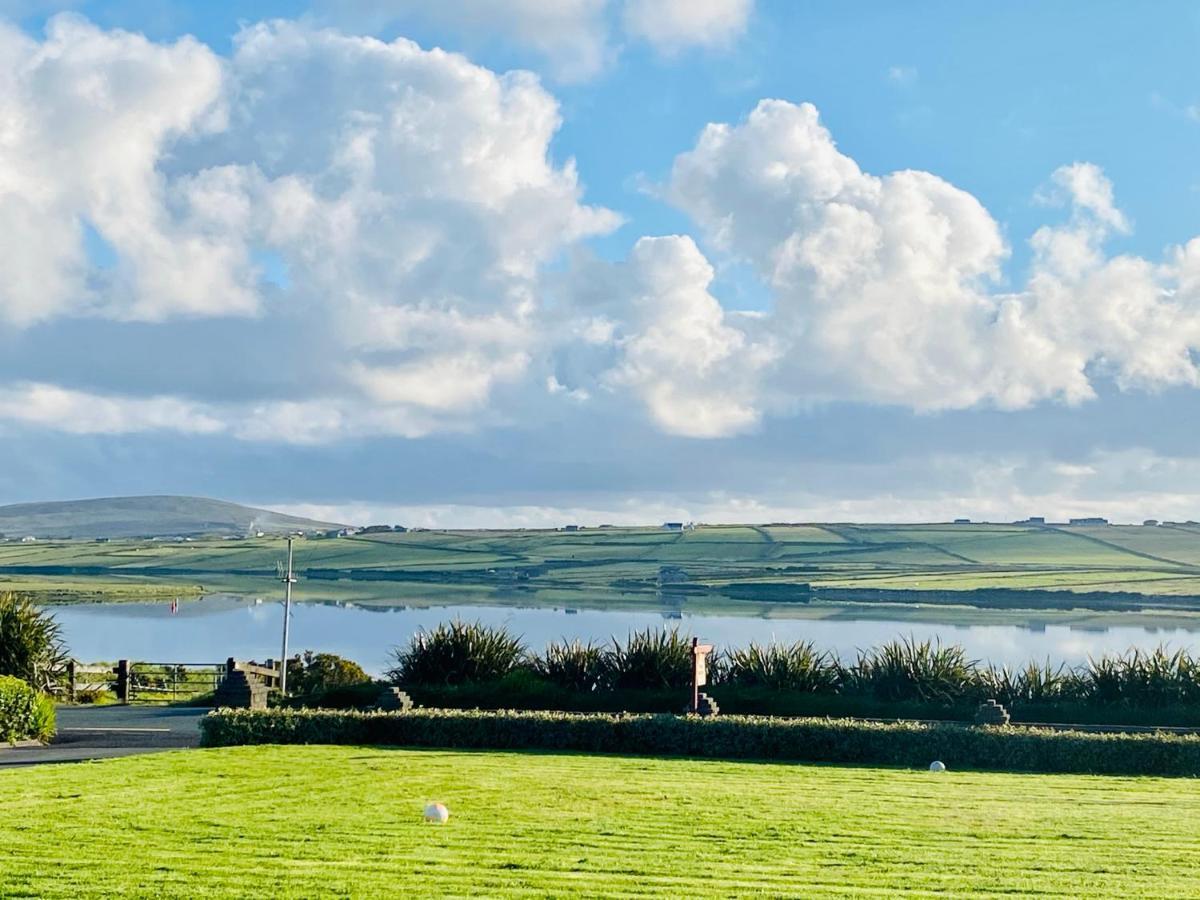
[278,535,296,695]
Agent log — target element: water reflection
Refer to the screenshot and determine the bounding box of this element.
[46,595,1200,676]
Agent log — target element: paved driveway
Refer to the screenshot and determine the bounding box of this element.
[0,705,207,767]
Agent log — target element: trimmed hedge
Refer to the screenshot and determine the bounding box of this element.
[0,674,55,744]
[200,708,1200,777]
[380,679,1200,728]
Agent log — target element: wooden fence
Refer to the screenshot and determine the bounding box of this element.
[63,658,282,704]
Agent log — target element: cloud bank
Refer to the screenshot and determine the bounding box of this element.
[1,17,1200,449]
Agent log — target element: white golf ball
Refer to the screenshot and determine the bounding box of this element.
[929,760,946,772]
[424,802,450,824]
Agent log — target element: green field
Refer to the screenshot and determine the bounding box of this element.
[2,746,1198,897]
[8,521,1200,615]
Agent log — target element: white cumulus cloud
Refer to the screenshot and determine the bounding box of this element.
[665,99,1200,418]
[622,0,753,53]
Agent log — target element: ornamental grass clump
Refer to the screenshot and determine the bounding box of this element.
[847,636,976,704]
[722,640,840,693]
[0,592,68,691]
[604,627,695,690]
[388,620,527,686]
[1079,647,1200,707]
[534,639,608,691]
[976,660,1080,707]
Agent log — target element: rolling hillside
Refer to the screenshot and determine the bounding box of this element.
[0,496,348,539]
[9,519,1200,611]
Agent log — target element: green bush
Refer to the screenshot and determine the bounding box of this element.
[0,674,55,743]
[199,707,1200,777]
[388,620,527,686]
[0,593,68,691]
[722,640,840,692]
[286,651,370,697]
[533,639,607,691]
[604,627,694,690]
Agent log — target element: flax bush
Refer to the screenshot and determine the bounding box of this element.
[533,639,607,691]
[0,593,68,691]
[722,640,840,692]
[604,627,695,690]
[387,620,527,686]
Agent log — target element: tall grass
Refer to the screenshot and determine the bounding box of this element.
[723,640,839,692]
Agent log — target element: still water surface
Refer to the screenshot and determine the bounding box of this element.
[47,595,1200,676]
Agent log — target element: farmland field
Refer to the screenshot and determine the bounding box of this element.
[7,522,1200,617]
[2,745,1198,897]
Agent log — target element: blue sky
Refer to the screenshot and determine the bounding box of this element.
[1,0,1200,525]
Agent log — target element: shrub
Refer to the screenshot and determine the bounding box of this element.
[846,637,976,704]
[604,628,695,690]
[722,640,840,692]
[0,674,55,743]
[0,593,68,691]
[199,707,1200,777]
[286,651,370,697]
[388,620,527,686]
[533,639,607,691]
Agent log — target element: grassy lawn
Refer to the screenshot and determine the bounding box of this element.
[2,747,1199,897]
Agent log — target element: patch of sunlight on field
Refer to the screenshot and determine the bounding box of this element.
[2,746,1199,898]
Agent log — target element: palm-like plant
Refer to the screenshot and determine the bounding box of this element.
[723,640,839,692]
[0,593,68,691]
[387,620,527,686]
[848,636,976,704]
[604,628,695,690]
[534,639,607,691]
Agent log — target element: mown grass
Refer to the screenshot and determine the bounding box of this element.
[3,746,1200,897]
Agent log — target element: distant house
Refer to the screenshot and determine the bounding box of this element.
[562,525,580,532]
[19,535,36,543]
[1069,517,1109,526]
[1144,519,1160,527]
[953,518,971,524]
[662,522,683,530]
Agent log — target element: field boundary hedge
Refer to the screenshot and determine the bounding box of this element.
[200,708,1200,776]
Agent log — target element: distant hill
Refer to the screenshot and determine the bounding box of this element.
[0,496,350,539]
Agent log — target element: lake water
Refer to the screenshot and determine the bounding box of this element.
[45,595,1200,675]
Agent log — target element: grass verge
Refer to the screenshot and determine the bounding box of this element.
[2,745,1200,897]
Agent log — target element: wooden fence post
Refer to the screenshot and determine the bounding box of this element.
[115,659,131,703]
[67,660,76,702]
